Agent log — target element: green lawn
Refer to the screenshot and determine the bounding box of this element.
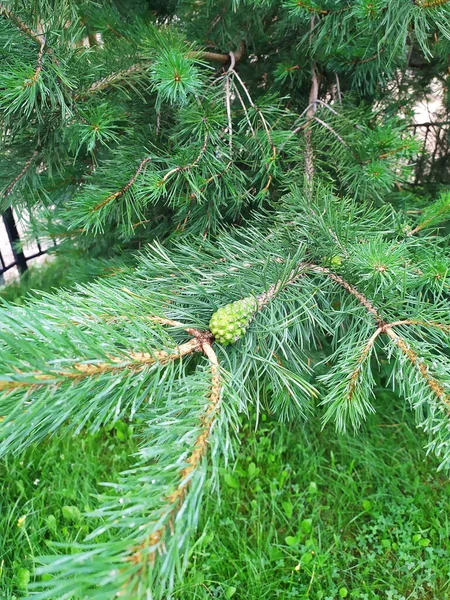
[1,394,449,599]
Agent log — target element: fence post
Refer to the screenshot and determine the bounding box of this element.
[2,208,28,274]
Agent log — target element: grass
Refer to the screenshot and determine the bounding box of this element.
[0,422,136,599]
[0,395,449,599]
[173,394,450,600]
[1,267,449,599]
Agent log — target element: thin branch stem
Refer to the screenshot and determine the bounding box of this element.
[415,0,450,7]
[304,20,319,194]
[229,69,276,159]
[387,319,450,332]
[32,19,46,82]
[308,265,382,322]
[385,327,450,407]
[313,116,348,147]
[0,6,47,81]
[0,338,203,392]
[224,57,234,154]
[77,44,245,99]
[127,342,221,567]
[75,63,148,100]
[93,157,152,211]
[335,73,342,105]
[2,151,38,199]
[231,81,255,136]
[296,0,328,13]
[161,131,209,184]
[315,100,365,131]
[348,327,383,401]
[407,200,450,235]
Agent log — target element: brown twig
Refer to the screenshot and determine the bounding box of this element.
[161,131,209,184]
[2,150,38,199]
[74,63,148,100]
[348,327,383,401]
[0,6,47,81]
[304,21,319,194]
[295,1,328,14]
[347,48,385,65]
[0,4,44,45]
[313,116,348,147]
[415,0,449,7]
[0,337,202,393]
[385,328,450,407]
[192,41,245,66]
[76,43,246,100]
[387,319,450,333]
[335,73,342,105]
[127,341,221,567]
[93,157,152,211]
[315,100,365,132]
[31,18,46,82]
[407,200,450,236]
[309,265,382,322]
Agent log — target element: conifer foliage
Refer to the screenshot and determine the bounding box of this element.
[1,0,450,597]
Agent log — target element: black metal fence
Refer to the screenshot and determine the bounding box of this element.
[0,208,55,282]
[411,121,450,186]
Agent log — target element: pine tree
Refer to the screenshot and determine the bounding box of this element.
[1,0,450,597]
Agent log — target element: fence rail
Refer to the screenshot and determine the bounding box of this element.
[0,208,55,282]
[411,121,450,186]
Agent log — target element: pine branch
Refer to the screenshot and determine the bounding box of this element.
[2,150,38,199]
[0,337,203,394]
[74,63,149,100]
[256,260,450,419]
[415,0,450,7]
[313,115,348,147]
[161,130,209,184]
[347,326,383,401]
[0,4,44,46]
[127,342,221,570]
[77,44,246,99]
[93,157,152,211]
[307,266,450,416]
[385,328,450,408]
[0,5,47,81]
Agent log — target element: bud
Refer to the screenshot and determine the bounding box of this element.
[209,297,257,346]
[330,255,344,267]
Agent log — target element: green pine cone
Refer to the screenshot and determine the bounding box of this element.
[209,296,257,346]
